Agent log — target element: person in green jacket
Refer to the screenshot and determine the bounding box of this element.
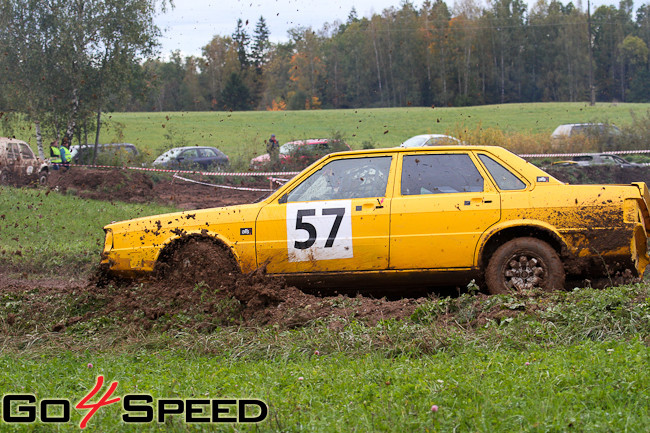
[60,137,72,170]
[49,140,62,170]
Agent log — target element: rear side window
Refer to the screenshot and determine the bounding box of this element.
[200,148,217,158]
[401,154,484,195]
[478,155,526,190]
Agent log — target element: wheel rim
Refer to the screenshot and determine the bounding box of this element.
[502,252,546,291]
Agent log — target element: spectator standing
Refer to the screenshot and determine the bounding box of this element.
[60,137,72,170]
[50,140,62,170]
[267,134,279,165]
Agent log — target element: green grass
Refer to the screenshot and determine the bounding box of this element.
[1,283,649,431]
[11,102,650,166]
[0,342,647,432]
[0,186,178,276]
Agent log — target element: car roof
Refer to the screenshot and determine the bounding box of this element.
[326,145,518,158]
[169,146,219,150]
[0,137,29,145]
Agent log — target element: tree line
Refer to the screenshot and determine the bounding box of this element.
[2,0,650,152]
[133,0,650,112]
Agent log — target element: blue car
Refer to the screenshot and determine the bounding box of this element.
[153,146,229,170]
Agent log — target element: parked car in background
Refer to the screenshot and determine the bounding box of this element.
[102,145,650,295]
[552,153,641,168]
[551,123,621,142]
[0,137,49,184]
[251,138,350,168]
[399,134,461,147]
[153,146,229,170]
[70,143,139,165]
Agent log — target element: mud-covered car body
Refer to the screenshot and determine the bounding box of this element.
[102,146,650,292]
[0,137,49,184]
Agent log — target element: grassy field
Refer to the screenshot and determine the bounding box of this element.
[10,102,650,166]
[0,187,178,276]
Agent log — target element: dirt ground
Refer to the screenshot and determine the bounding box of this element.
[2,164,648,332]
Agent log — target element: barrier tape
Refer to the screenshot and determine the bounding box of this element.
[172,174,275,192]
[519,149,650,158]
[69,163,300,177]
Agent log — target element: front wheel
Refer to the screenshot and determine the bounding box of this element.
[485,237,565,294]
[38,170,48,185]
[156,238,239,287]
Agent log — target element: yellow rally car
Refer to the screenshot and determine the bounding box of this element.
[101,146,650,294]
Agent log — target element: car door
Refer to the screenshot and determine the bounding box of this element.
[6,143,19,174]
[17,142,36,175]
[178,149,199,168]
[255,154,395,274]
[389,152,501,270]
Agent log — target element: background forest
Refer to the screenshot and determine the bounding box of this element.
[3,0,650,148]
[122,0,650,111]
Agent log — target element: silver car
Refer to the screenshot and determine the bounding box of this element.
[399,134,461,147]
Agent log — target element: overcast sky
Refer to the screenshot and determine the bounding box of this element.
[154,0,617,58]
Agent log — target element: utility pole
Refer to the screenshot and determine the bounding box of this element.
[588,0,596,105]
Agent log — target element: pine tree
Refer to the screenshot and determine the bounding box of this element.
[251,16,270,71]
[220,72,252,110]
[232,18,250,70]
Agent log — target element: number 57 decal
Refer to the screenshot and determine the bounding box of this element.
[286,201,353,262]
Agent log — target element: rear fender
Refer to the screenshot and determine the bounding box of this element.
[477,220,567,268]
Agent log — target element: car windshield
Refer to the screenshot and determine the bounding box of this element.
[157,148,183,160]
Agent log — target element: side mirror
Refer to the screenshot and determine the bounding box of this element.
[278,194,288,204]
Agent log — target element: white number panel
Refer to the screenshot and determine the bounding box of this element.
[286,201,353,262]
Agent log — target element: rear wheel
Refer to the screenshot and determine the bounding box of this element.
[157,237,238,287]
[485,237,565,294]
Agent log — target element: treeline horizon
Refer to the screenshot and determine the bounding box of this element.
[126,0,650,112]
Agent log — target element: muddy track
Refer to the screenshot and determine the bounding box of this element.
[2,164,648,332]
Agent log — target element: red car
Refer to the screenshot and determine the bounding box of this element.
[251,139,350,168]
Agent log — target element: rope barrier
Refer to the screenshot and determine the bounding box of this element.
[69,163,300,177]
[519,149,650,158]
[172,174,276,192]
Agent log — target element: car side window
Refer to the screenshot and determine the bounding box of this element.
[401,154,484,195]
[200,148,216,158]
[287,156,392,202]
[478,154,526,190]
[7,143,18,160]
[19,144,34,159]
[181,149,198,159]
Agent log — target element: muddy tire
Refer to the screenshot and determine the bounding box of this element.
[38,170,48,185]
[157,238,238,287]
[485,237,565,294]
